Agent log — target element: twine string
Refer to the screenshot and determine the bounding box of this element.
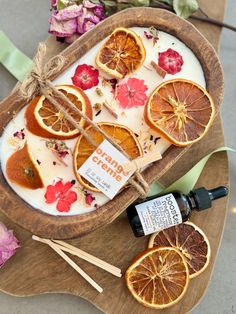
[20,43,150,197]
[43,85,149,197]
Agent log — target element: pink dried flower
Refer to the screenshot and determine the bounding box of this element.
[143,27,159,46]
[72,64,99,90]
[49,0,105,43]
[158,48,184,75]
[46,139,70,159]
[0,222,20,268]
[51,0,57,8]
[85,191,95,206]
[144,31,152,40]
[45,180,77,212]
[49,13,78,37]
[57,151,69,158]
[115,78,148,109]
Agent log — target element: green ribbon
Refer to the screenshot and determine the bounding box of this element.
[0,33,234,196]
[150,147,235,196]
[0,31,33,82]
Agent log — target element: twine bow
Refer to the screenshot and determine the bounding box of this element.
[20,43,66,101]
[20,43,150,198]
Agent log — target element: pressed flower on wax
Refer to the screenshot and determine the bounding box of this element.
[1,26,206,216]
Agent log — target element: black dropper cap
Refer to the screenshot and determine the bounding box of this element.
[189,186,229,211]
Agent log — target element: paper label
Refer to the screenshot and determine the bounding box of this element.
[135,193,182,235]
[78,139,134,199]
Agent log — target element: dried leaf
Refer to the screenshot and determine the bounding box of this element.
[173,0,199,19]
[101,0,149,15]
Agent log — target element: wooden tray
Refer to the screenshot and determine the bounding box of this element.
[0,8,223,239]
[0,116,229,314]
[0,0,229,312]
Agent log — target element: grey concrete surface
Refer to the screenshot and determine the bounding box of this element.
[0,1,235,313]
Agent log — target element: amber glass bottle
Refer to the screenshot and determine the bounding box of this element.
[127,186,228,237]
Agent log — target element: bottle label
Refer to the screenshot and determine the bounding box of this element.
[135,193,182,235]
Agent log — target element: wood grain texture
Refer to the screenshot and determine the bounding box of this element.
[0,138,229,314]
[0,8,224,239]
[0,0,229,312]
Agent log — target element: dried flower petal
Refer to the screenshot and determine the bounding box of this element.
[115,78,148,109]
[13,128,25,140]
[45,139,70,162]
[54,4,83,20]
[72,64,99,90]
[85,191,95,205]
[143,27,159,46]
[49,15,77,37]
[0,222,20,268]
[102,77,118,90]
[158,48,184,75]
[49,0,105,43]
[45,180,77,212]
[144,30,153,40]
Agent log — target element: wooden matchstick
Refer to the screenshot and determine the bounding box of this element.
[52,240,122,277]
[32,235,103,293]
[102,101,118,119]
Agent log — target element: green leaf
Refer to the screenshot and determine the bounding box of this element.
[173,0,199,19]
[101,0,150,16]
[158,0,173,5]
[100,0,118,15]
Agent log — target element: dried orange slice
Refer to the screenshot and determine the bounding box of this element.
[125,247,189,309]
[145,79,215,146]
[148,222,211,279]
[96,27,146,79]
[6,143,44,189]
[25,85,92,139]
[73,122,143,192]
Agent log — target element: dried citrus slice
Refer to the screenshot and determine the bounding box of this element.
[73,122,143,192]
[6,143,44,189]
[25,85,92,139]
[145,79,215,146]
[96,27,146,79]
[148,222,211,279]
[125,247,189,309]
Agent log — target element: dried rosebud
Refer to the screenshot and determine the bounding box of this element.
[0,222,20,268]
[77,1,105,35]
[93,103,102,111]
[49,0,106,44]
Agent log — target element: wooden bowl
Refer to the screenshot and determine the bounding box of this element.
[0,8,223,239]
